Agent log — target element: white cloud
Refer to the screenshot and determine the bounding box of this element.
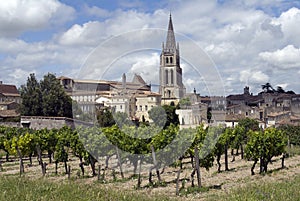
[259,45,300,69]
[59,21,105,46]
[83,4,111,18]
[240,69,269,84]
[271,7,300,44]
[0,0,75,37]
[129,52,160,83]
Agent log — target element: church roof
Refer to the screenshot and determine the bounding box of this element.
[132,74,146,85]
[165,14,176,53]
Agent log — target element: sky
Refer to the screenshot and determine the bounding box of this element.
[1,0,300,96]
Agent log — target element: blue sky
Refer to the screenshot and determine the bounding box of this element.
[1,0,300,95]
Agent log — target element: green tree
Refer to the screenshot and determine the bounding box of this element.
[148,106,167,127]
[278,125,300,146]
[96,107,115,127]
[163,105,179,127]
[4,128,35,174]
[186,125,215,187]
[233,118,260,159]
[113,112,134,128]
[245,127,287,175]
[54,126,72,174]
[178,97,191,108]
[20,73,74,118]
[40,73,73,118]
[214,127,234,172]
[19,73,42,116]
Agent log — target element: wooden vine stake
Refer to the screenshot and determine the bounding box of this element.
[194,147,201,187]
[151,145,161,182]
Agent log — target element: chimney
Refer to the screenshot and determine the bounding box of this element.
[122,73,126,90]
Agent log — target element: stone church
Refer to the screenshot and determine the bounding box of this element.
[159,14,186,105]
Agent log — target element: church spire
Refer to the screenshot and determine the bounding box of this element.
[165,13,176,53]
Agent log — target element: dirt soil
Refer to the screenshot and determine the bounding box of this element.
[1,152,300,200]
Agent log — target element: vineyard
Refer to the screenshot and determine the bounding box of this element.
[0,120,300,200]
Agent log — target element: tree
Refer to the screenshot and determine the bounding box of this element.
[233,118,260,159]
[20,73,74,118]
[54,126,72,174]
[276,86,285,93]
[261,82,275,93]
[113,112,134,128]
[214,127,234,172]
[19,73,42,116]
[96,107,115,127]
[4,128,35,175]
[178,97,191,108]
[186,125,215,188]
[245,127,287,175]
[40,73,73,118]
[162,105,179,128]
[148,106,167,128]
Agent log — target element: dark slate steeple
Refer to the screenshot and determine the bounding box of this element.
[165,13,177,53]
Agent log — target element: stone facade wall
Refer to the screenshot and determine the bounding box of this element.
[0,122,21,127]
[21,116,93,130]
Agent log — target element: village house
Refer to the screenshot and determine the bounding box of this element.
[0,82,20,122]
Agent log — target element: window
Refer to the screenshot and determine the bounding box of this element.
[170,57,173,63]
[140,105,142,111]
[170,69,174,84]
[145,105,148,111]
[166,57,169,63]
[120,105,122,110]
[165,70,168,84]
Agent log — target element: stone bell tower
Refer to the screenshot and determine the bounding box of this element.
[159,14,185,104]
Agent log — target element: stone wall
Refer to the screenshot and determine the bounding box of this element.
[0,122,20,127]
[21,116,93,130]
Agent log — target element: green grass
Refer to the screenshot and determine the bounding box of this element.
[287,145,300,156]
[0,176,174,201]
[209,174,300,201]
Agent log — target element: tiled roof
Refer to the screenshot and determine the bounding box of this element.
[0,84,19,96]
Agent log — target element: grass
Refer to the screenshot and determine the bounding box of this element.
[287,145,300,156]
[0,175,174,201]
[209,174,300,201]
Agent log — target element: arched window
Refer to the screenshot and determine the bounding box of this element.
[170,69,174,84]
[170,57,173,64]
[165,70,168,84]
[166,57,169,64]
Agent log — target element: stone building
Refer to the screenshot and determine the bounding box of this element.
[0,82,21,104]
[0,82,21,121]
[135,91,161,122]
[159,14,186,105]
[58,74,150,115]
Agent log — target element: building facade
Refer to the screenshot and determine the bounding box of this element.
[0,82,21,121]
